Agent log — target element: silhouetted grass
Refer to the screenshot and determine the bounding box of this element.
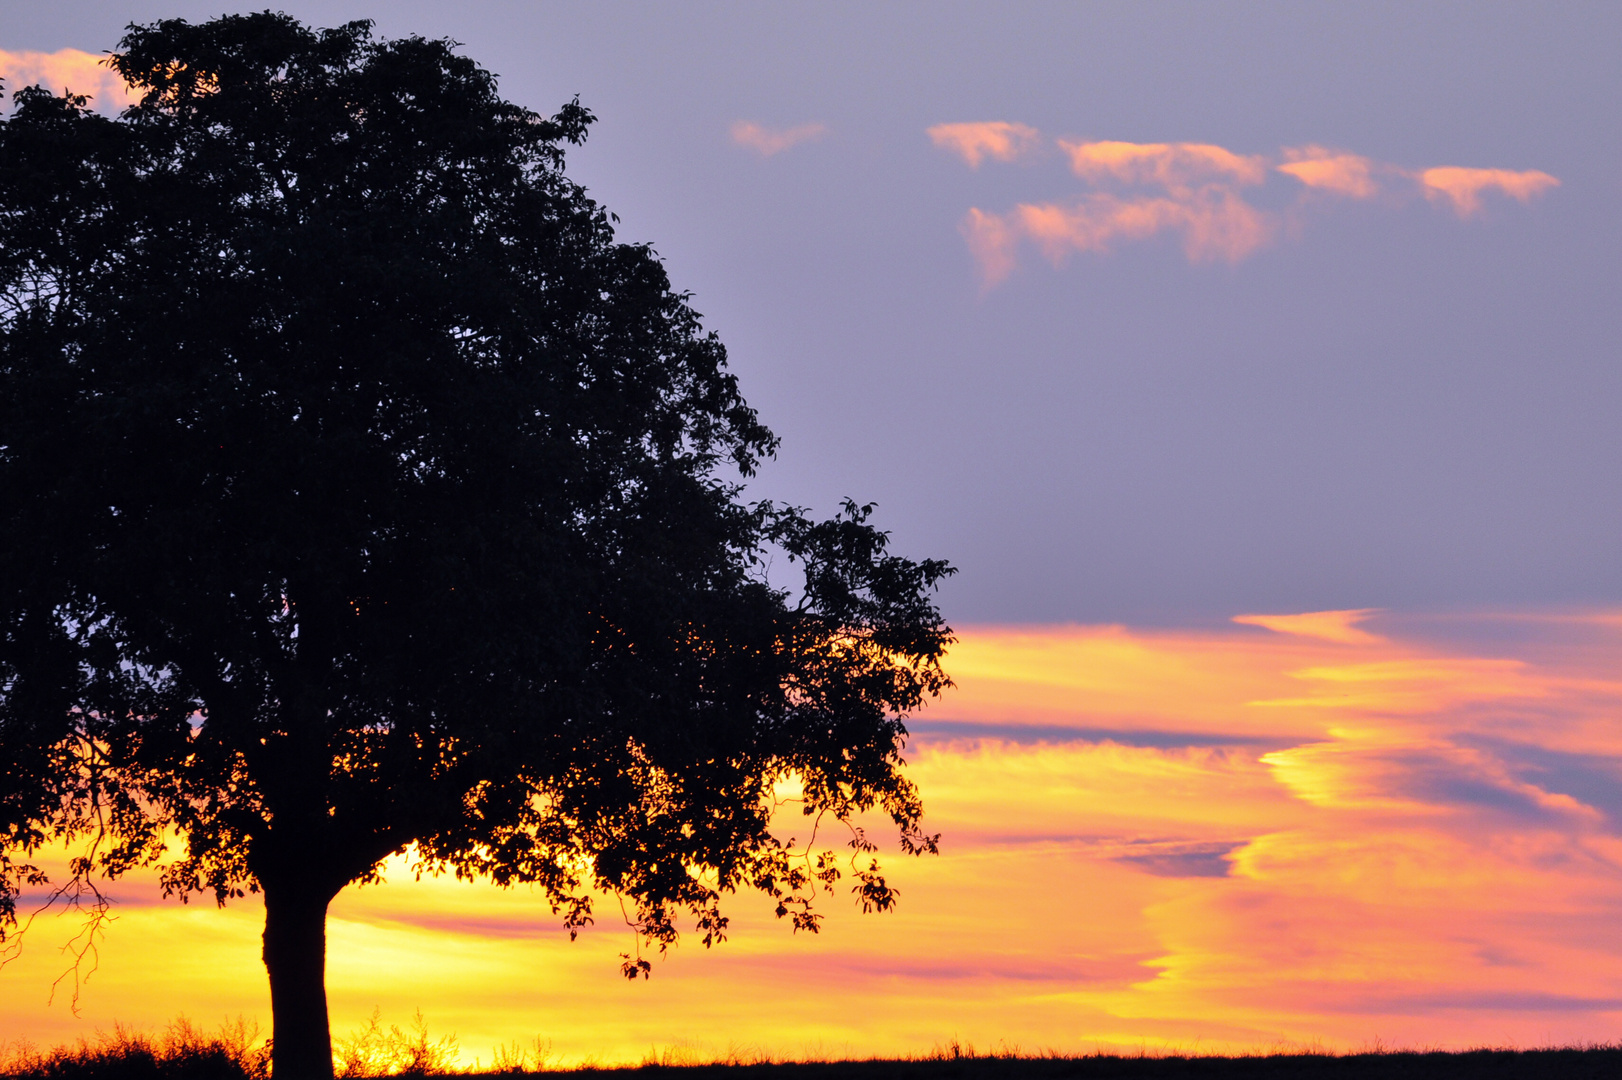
[5,1023,1622,1079]
[0,1018,267,1080]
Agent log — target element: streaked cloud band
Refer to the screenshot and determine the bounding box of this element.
[8,610,1622,1063]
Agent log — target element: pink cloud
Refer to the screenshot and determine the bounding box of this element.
[951,139,1275,282]
[0,49,138,112]
[1019,191,1272,264]
[927,122,1043,168]
[1057,139,1268,189]
[1276,145,1380,199]
[945,132,1558,286]
[1420,166,1561,218]
[960,208,1021,288]
[965,188,1273,284]
[730,120,826,157]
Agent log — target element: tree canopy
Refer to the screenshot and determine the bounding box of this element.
[0,14,952,1079]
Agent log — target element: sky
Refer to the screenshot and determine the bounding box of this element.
[3,0,1622,1062]
[8,613,1622,1062]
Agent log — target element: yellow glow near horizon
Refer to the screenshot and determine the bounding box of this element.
[6,610,1622,1063]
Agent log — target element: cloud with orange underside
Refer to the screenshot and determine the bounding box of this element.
[928,121,1042,168]
[1023,190,1271,263]
[939,126,1559,286]
[1420,166,1561,217]
[730,120,826,157]
[952,141,1276,284]
[1276,145,1381,199]
[1059,139,1268,189]
[10,610,1622,1062]
[0,49,137,111]
[958,138,1278,285]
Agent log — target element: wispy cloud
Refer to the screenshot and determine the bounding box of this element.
[0,49,137,112]
[730,120,826,157]
[1420,166,1561,218]
[960,208,1021,287]
[927,121,1042,168]
[938,127,1559,285]
[1234,608,1384,644]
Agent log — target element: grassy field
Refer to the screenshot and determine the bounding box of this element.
[4,1022,1622,1080]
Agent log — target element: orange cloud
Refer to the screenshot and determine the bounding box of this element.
[1420,166,1561,217]
[1058,140,1268,189]
[730,120,826,157]
[1233,608,1384,644]
[927,122,1043,168]
[1276,146,1380,199]
[935,129,1558,285]
[0,49,137,111]
[1020,191,1272,263]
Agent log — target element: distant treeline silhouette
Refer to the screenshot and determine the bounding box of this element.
[3,1019,1621,1080]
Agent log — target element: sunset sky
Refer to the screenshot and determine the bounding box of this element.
[4,1,1622,1063]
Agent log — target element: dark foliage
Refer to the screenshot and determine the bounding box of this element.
[0,13,951,1079]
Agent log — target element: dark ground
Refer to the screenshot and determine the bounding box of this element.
[627,1051,1622,1080]
[6,1048,1622,1080]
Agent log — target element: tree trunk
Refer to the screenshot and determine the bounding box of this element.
[262,883,336,1080]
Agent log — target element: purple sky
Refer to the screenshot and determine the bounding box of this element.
[9,2,1620,624]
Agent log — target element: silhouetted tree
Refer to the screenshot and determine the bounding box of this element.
[0,16,951,1079]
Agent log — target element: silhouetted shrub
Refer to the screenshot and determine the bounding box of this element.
[0,1018,267,1080]
[335,1011,459,1077]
